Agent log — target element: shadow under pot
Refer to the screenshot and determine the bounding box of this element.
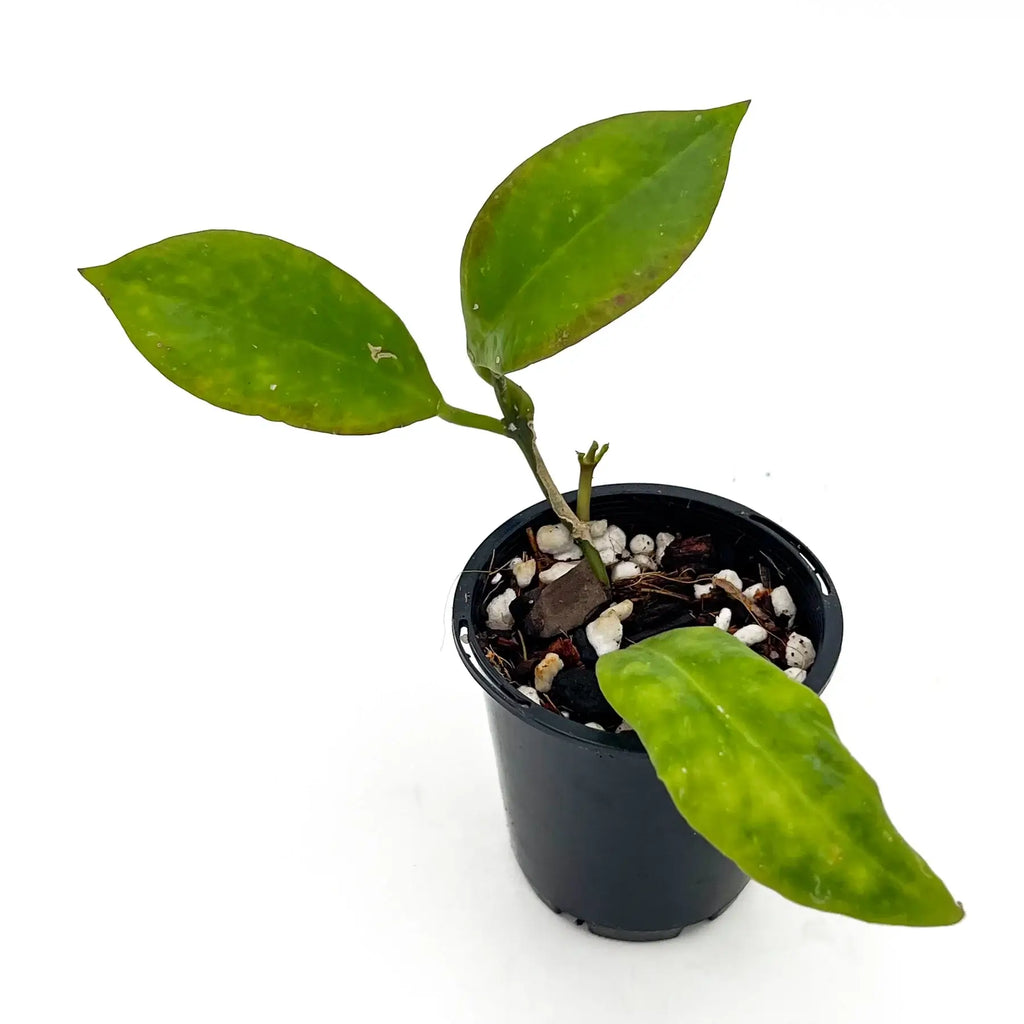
[452,483,844,941]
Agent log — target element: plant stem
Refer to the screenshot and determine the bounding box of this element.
[575,441,609,523]
[479,372,611,588]
[522,435,610,588]
[580,540,609,586]
[437,401,508,436]
[575,442,610,584]
[524,438,584,533]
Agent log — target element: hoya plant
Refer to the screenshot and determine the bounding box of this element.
[81,103,963,927]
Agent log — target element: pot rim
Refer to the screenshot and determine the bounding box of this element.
[452,483,844,755]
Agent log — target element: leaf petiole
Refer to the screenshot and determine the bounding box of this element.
[436,401,508,436]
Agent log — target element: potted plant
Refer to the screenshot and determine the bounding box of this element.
[80,101,963,940]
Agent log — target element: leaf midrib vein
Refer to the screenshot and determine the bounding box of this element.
[149,286,432,401]
[637,644,901,884]
[480,122,717,333]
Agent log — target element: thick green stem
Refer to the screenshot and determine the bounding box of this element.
[575,442,610,584]
[580,540,609,586]
[425,387,611,587]
[437,400,508,436]
[487,376,609,587]
[575,441,609,523]
[521,436,610,588]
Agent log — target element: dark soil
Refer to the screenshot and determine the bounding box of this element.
[476,526,803,730]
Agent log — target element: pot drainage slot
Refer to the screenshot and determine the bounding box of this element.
[793,550,830,595]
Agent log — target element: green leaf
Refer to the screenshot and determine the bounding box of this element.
[81,230,441,435]
[597,628,963,927]
[461,103,749,375]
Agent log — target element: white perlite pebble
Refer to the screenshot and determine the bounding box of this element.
[629,533,655,556]
[714,607,732,631]
[490,572,503,585]
[608,599,634,621]
[534,652,564,693]
[537,523,573,555]
[784,667,807,683]
[733,624,768,646]
[593,534,619,565]
[511,557,536,588]
[586,608,623,656]
[771,586,797,625]
[655,532,674,566]
[611,560,641,582]
[743,583,767,599]
[553,543,583,562]
[694,582,715,599]
[606,525,627,556]
[585,722,606,731]
[517,685,541,705]
[538,562,575,584]
[786,633,816,670]
[588,519,608,538]
[615,721,634,734]
[633,553,656,571]
[486,588,516,630]
[713,569,743,591]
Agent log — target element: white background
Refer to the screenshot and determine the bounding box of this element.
[2,1,1021,1021]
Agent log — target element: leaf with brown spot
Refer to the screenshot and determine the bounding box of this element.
[597,627,964,926]
[82,230,441,435]
[461,104,749,375]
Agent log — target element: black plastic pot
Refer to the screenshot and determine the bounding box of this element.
[452,484,843,941]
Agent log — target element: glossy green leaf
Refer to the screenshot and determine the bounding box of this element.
[597,628,963,926]
[461,103,749,375]
[81,230,441,435]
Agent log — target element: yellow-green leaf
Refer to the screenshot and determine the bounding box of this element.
[597,627,963,926]
[82,230,441,435]
[461,104,748,375]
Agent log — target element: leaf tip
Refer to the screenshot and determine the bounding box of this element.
[78,265,103,287]
[921,898,965,927]
[728,98,752,123]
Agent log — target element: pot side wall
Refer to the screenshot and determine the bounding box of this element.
[454,484,843,940]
